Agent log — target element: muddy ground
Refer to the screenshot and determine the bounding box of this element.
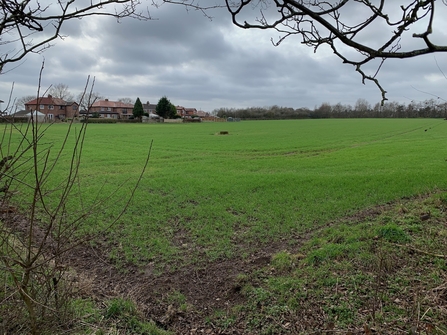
[2,196,445,334]
[64,204,392,334]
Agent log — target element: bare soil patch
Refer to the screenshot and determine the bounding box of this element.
[59,200,398,333]
[3,193,447,334]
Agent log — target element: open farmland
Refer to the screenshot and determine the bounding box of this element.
[3,119,447,334]
[73,119,447,264]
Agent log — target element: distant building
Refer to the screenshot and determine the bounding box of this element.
[176,106,207,118]
[142,101,157,115]
[185,107,197,116]
[196,110,210,117]
[88,99,134,119]
[24,95,79,121]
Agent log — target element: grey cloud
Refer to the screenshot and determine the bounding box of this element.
[1,1,446,112]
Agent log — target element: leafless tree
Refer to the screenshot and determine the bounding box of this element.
[76,91,104,111]
[0,0,151,74]
[355,98,371,114]
[48,83,74,101]
[15,94,36,111]
[162,0,447,102]
[118,97,134,104]
[0,68,152,334]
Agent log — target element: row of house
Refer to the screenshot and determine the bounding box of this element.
[18,95,209,121]
[86,100,210,119]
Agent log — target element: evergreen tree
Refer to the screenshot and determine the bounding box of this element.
[169,103,178,119]
[156,96,177,119]
[132,97,144,121]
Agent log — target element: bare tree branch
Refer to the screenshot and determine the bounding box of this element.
[155,0,225,19]
[162,0,447,103]
[0,0,151,73]
[0,70,152,334]
[48,83,74,101]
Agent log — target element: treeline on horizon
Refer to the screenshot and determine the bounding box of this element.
[212,98,447,120]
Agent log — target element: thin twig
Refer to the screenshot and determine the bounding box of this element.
[392,243,446,258]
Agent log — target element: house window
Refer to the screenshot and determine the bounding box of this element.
[107,107,111,111]
[40,104,44,109]
[122,109,127,114]
[47,114,54,120]
[59,105,64,110]
[49,105,54,110]
[101,107,105,111]
[72,105,77,110]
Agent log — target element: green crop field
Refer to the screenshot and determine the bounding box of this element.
[23,119,447,266]
[4,118,447,334]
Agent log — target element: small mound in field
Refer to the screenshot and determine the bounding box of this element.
[217,131,229,135]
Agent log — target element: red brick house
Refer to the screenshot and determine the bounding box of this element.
[175,106,186,116]
[24,95,79,121]
[185,107,197,117]
[176,106,201,118]
[88,99,134,119]
[196,110,210,117]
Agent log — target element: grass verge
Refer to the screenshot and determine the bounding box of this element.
[208,192,447,334]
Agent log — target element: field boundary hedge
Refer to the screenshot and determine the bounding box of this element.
[81,118,117,123]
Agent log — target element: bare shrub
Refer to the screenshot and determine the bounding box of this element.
[0,73,151,334]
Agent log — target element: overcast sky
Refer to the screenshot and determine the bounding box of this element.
[1,1,447,113]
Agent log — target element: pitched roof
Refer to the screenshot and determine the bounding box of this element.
[25,95,67,106]
[12,110,29,117]
[196,110,209,117]
[143,102,157,110]
[92,99,133,109]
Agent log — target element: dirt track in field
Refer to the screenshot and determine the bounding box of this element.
[3,195,438,334]
[62,203,391,334]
